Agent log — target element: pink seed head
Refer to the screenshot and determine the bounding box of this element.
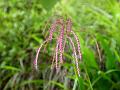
[34,18,82,77]
[66,19,72,34]
[71,31,82,60]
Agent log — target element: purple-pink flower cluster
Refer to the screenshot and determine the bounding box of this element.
[34,18,82,76]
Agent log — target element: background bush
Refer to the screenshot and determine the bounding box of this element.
[0,0,120,90]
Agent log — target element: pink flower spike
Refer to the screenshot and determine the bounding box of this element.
[66,19,72,34]
[67,36,80,76]
[55,38,59,72]
[34,18,82,76]
[34,40,48,70]
[48,23,57,41]
[59,24,64,64]
[71,31,82,60]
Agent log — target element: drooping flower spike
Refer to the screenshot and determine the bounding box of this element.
[34,18,82,76]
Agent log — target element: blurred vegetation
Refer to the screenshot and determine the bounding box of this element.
[0,0,120,90]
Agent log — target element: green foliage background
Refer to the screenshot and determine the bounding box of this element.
[0,0,120,90]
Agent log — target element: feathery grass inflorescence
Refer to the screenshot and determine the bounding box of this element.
[34,18,82,76]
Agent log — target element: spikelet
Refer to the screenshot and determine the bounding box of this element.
[71,31,82,60]
[67,36,80,76]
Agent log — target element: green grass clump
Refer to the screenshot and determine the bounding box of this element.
[0,0,120,90]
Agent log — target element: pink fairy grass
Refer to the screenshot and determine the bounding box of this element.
[48,19,62,41]
[34,40,48,70]
[66,19,72,34]
[67,36,80,76]
[34,18,82,76]
[48,19,64,65]
[71,31,82,60]
[59,24,64,64]
[66,19,82,60]
[55,38,59,71]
